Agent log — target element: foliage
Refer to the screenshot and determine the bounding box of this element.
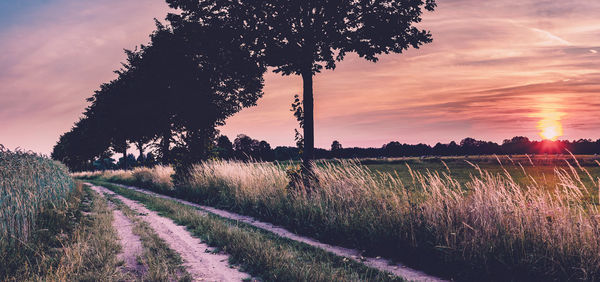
[53,20,266,171]
[231,134,275,161]
[290,94,304,156]
[166,0,438,167]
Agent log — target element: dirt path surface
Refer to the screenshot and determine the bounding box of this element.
[90,186,146,277]
[108,182,447,282]
[88,184,250,282]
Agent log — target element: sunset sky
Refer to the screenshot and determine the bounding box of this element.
[1,0,599,155]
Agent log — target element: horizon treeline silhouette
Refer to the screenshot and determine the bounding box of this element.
[82,135,600,171]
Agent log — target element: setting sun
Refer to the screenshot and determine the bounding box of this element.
[538,119,563,141]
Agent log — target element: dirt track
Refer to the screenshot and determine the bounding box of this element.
[89,184,249,282]
[90,186,146,276]
[107,182,446,282]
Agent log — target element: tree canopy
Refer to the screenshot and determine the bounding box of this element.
[166,0,437,169]
[53,22,265,171]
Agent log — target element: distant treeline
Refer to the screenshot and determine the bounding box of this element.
[271,136,600,161]
[88,135,600,171]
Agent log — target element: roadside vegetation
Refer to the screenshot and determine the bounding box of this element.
[1,147,74,246]
[91,180,404,281]
[1,181,127,281]
[78,157,600,280]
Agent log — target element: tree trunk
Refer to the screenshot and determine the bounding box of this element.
[301,69,314,170]
[123,145,128,170]
[136,141,144,157]
[161,131,170,164]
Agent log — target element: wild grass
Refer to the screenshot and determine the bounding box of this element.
[0,147,73,248]
[1,183,127,281]
[94,180,403,281]
[78,158,600,280]
[74,165,174,192]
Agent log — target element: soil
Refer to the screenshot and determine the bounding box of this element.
[89,184,249,281]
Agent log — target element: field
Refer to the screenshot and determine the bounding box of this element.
[2,147,416,281]
[5,148,600,281]
[364,154,600,188]
[75,154,600,281]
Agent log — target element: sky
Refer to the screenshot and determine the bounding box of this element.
[1,0,599,155]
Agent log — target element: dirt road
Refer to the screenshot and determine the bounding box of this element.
[108,182,446,282]
[89,184,250,282]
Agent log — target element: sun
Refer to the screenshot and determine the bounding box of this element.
[538,119,563,141]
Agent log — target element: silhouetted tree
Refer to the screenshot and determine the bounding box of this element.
[233,134,259,160]
[77,21,266,173]
[258,140,275,161]
[215,135,234,159]
[331,140,342,158]
[166,0,437,170]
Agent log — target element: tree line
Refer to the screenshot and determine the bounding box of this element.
[51,0,437,173]
[84,135,600,171]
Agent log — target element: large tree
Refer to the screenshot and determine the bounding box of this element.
[71,21,266,171]
[166,0,437,169]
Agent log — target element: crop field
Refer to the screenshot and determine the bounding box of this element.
[362,154,600,188]
[0,147,74,246]
[75,154,600,281]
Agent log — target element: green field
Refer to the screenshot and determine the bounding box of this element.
[361,155,600,189]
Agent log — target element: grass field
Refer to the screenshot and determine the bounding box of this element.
[75,155,600,281]
[363,155,600,189]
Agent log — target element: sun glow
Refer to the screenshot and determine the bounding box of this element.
[535,109,564,141]
[538,119,562,141]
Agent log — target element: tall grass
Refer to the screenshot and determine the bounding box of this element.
[77,159,600,280]
[0,146,74,244]
[74,165,174,192]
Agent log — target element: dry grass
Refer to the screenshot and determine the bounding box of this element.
[96,180,403,282]
[74,165,174,192]
[78,158,600,280]
[1,183,127,281]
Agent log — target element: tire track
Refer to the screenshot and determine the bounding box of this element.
[100,182,447,282]
[89,184,250,282]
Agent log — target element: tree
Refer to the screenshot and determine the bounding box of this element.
[143,22,265,170]
[166,0,437,170]
[331,140,342,158]
[233,134,259,160]
[215,135,234,159]
[331,140,342,151]
[257,140,275,161]
[79,21,266,172]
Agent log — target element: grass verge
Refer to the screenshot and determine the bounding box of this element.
[91,180,403,282]
[1,182,127,281]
